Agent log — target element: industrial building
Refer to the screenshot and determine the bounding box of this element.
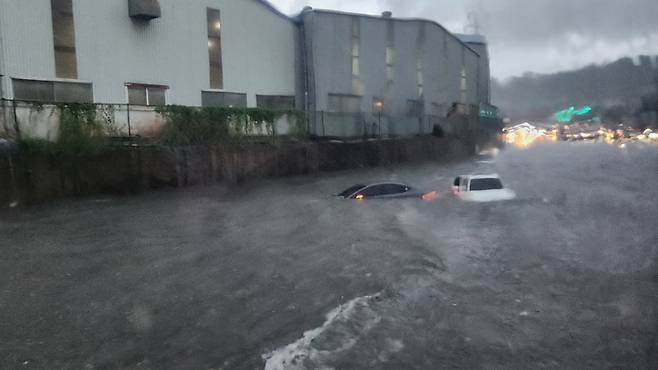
[300,9,491,137]
[0,0,299,108]
[0,0,495,138]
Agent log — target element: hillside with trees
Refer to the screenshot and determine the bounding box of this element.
[493,56,658,124]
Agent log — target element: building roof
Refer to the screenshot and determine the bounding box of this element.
[253,0,293,22]
[299,8,481,57]
[454,33,488,45]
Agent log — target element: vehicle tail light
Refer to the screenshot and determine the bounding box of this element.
[422,191,438,201]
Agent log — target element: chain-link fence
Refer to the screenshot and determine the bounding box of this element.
[307,109,487,140]
[0,99,167,140]
[0,98,493,143]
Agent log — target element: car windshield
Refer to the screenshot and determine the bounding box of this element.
[469,178,504,191]
[338,184,366,197]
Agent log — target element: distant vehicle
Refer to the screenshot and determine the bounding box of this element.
[452,174,516,202]
[475,147,500,163]
[475,153,496,164]
[337,183,438,201]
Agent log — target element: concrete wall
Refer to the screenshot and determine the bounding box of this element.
[0,102,166,139]
[301,10,485,137]
[0,101,300,140]
[0,0,298,107]
[0,136,484,205]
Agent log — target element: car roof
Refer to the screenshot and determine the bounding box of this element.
[363,182,410,187]
[459,174,501,180]
[341,182,412,198]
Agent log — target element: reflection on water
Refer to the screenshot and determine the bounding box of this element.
[503,123,658,149]
[1,142,658,369]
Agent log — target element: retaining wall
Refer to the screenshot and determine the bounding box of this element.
[0,134,491,206]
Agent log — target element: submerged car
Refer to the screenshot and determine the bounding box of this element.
[475,147,500,164]
[452,174,516,202]
[338,183,438,201]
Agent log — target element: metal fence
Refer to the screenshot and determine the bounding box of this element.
[0,99,173,140]
[307,110,486,140]
[0,98,488,142]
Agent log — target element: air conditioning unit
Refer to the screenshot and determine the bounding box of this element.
[129,0,161,20]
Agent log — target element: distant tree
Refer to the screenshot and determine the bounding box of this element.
[600,105,632,127]
[493,56,658,121]
[641,94,657,111]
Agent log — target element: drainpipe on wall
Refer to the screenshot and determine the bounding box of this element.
[0,10,7,134]
[0,12,13,139]
[298,21,309,118]
[299,22,311,134]
[0,73,6,135]
[476,54,481,107]
[300,8,315,135]
[0,10,5,95]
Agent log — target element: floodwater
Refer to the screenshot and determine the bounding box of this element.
[1,142,657,369]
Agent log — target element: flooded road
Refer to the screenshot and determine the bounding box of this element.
[1,142,658,369]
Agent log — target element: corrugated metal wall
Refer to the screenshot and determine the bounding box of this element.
[0,0,298,106]
[303,11,487,116]
[0,0,57,99]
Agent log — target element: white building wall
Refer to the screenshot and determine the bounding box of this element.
[0,0,57,98]
[0,0,298,106]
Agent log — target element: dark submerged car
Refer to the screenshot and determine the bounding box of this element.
[337,183,438,201]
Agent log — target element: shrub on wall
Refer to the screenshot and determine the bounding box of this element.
[57,103,104,152]
[156,105,306,145]
[19,103,104,154]
[286,110,308,139]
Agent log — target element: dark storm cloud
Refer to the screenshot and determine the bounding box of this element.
[378,0,658,44]
[271,0,658,78]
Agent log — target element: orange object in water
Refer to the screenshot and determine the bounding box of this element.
[422,191,438,201]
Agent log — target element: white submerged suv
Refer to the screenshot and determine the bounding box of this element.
[452,174,516,202]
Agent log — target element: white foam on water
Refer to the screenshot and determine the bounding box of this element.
[262,294,381,370]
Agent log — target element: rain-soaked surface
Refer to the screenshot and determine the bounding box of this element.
[1,142,657,369]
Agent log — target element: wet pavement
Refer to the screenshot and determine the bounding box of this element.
[1,142,657,369]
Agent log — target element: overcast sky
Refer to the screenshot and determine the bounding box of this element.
[269,0,658,81]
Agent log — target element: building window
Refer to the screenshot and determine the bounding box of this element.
[407,99,423,117]
[385,20,395,83]
[385,47,394,82]
[417,60,424,98]
[202,91,247,107]
[351,17,364,95]
[126,83,168,106]
[12,78,92,103]
[416,24,425,98]
[351,17,360,78]
[328,94,361,113]
[431,102,445,117]
[460,67,468,103]
[51,0,78,79]
[207,8,223,89]
[256,95,295,110]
